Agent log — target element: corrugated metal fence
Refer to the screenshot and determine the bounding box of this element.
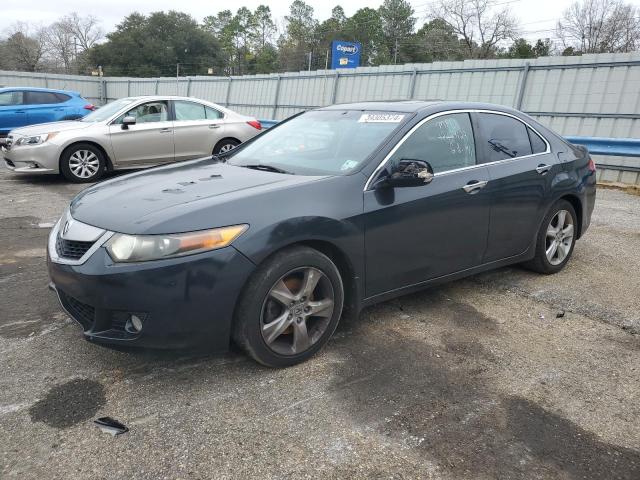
[2,52,640,184]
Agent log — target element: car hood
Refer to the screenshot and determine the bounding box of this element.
[70,158,330,234]
[11,121,94,136]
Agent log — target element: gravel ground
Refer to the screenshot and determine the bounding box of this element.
[0,169,639,479]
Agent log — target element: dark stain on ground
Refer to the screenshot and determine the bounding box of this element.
[29,379,106,429]
[329,292,640,479]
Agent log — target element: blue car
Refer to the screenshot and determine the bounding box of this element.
[0,87,95,136]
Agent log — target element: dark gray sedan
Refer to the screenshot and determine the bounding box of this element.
[47,101,596,367]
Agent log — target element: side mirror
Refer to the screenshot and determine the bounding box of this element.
[377,159,434,188]
[121,116,136,130]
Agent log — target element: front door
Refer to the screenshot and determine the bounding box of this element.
[108,100,174,166]
[172,100,225,161]
[364,112,491,298]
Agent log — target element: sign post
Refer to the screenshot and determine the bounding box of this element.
[331,41,361,70]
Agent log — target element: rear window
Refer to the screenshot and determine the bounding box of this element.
[479,113,533,162]
[25,91,67,105]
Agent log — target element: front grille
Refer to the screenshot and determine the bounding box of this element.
[56,234,94,260]
[57,289,95,330]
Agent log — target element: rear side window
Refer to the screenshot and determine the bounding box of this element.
[25,91,66,105]
[479,113,532,162]
[0,91,24,106]
[205,106,223,119]
[528,127,547,154]
[174,101,207,121]
[389,112,476,174]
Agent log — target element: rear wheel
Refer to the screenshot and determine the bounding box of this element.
[60,143,106,183]
[524,199,577,274]
[213,138,240,155]
[233,246,344,367]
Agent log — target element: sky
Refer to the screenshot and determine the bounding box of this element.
[0,0,606,43]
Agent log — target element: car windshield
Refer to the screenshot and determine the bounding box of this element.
[227,110,407,175]
[80,99,136,122]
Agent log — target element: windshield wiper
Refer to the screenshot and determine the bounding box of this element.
[241,164,292,175]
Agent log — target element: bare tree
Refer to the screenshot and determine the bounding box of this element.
[557,0,640,53]
[65,12,104,52]
[43,20,75,73]
[3,23,47,71]
[430,0,519,58]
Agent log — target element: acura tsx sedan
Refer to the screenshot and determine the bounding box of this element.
[3,95,262,182]
[47,101,596,367]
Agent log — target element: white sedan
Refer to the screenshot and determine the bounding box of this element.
[2,96,263,182]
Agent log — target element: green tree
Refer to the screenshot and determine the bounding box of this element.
[379,0,416,63]
[344,8,387,66]
[532,39,552,57]
[507,38,535,58]
[406,18,465,62]
[88,11,221,77]
[316,6,349,68]
[279,0,319,72]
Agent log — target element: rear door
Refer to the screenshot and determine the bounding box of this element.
[172,100,225,161]
[108,100,174,166]
[0,91,27,133]
[24,91,68,124]
[363,112,491,297]
[475,112,559,262]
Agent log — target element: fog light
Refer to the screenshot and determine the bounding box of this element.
[125,314,143,334]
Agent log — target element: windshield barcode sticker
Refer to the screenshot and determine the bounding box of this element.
[358,113,405,123]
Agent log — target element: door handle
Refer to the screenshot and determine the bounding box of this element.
[462,180,488,193]
[209,124,220,129]
[536,164,552,174]
[159,128,172,133]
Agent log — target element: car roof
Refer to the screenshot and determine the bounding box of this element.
[0,86,80,95]
[321,100,524,116]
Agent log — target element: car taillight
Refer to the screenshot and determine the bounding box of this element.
[84,104,96,111]
[247,120,262,130]
[588,158,596,172]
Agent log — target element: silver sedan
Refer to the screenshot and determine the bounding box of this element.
[2,96,263,182]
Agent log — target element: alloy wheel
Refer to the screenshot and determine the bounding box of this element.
[545,209,574,266]
[260,267,335,356]
[219,143,236,154]
[68,150,100,179]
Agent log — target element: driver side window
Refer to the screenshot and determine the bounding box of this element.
[117,101,169,124]
[389,113,476,174]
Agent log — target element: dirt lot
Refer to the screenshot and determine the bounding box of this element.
[0,168,638,479]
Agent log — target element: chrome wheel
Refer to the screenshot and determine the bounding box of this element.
[260,267,335,356]
[219,143,236,153]
[68,150,100,179]
[545,209,574,266]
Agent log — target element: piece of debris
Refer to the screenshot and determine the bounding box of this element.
[94,417,129,436]
[556,311,565,318]
[539,313,545,320]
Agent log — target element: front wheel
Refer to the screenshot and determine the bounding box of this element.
[60,143,105,183]
[233,246,344,367]
[524,200,577,274]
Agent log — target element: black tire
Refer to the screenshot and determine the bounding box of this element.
[60,143,106,183]
[213,138,240,155]
[233,246,344,368]
[523,199,577,274]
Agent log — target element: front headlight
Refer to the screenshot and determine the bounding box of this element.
[15,132,58,146]
[105,225,248,263]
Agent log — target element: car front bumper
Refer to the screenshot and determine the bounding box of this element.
[47,241,256,350]
[2,142,61,174]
